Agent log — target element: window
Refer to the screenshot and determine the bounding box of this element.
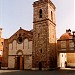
[39,9,42,18]
[74,33,75,35]
[38,33,40,38]
[61,41,66,48]
[40,49,42,53]
[0,50,2,56]
[17,37,23,44]
[1,42,3,45]
[19,37,22,42]
[69,40,74,48]
[69,40,74,50]
[28,41,29,49]
[51,11,53,21]
[62,54,63,57]
[19,33,21,36]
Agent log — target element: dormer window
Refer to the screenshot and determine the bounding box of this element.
[39,9,42,18]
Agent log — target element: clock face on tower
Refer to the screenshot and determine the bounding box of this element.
[17,37,23,44]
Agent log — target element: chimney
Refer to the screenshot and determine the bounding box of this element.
[0,28,2,38]
[66,29,71,35]
[66,29,71,33]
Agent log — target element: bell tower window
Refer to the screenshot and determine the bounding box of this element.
[39,9,42,18]
[51,11,53,21]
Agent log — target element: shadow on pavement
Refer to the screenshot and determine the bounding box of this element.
[0,70,75,75]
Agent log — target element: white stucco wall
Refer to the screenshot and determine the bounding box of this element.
[9,40,17,55]
[9,39,32,55]
[17,43,23,51]
[9,43,12,50]
[59,53,66,68]
[8,38,32,69]
[8,56,15,69]
[23,39,32,55]
[13,40,17,50]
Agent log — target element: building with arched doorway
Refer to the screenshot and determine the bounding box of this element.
[2,28,33,70]
[2,0,57,70]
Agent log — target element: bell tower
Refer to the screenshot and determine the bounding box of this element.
[32,0,57,70]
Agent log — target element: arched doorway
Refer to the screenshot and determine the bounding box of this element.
[58,53,66,68]
[16,57,20,69]
[16,50,24,70]
[16,56,24,70]
[39,62,42,70]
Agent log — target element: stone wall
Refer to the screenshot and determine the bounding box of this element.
[32,0,57,70]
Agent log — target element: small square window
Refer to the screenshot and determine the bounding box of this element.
[1,42,3,45]
[40,49,42,53]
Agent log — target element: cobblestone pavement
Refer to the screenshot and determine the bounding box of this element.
[0,69,75,75]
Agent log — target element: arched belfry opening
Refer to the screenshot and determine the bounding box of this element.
[51,11,53,21]
[39,9,42,18]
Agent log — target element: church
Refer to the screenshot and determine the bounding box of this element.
[2,28,33,70]
[2,0,57,70]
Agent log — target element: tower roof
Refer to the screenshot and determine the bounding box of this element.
[33,0,56,10]
[58,29,73,40]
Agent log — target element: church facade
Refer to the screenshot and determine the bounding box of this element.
[2,28,33,70]
[2,0,57,70]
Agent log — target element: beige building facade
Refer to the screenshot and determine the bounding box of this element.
[8,28,32,70]
[57,29,75,68]
[0,28,4,65]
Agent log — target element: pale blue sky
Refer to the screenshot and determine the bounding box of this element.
[0,0,74,38]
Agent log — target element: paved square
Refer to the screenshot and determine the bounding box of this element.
[0,69,75,75]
